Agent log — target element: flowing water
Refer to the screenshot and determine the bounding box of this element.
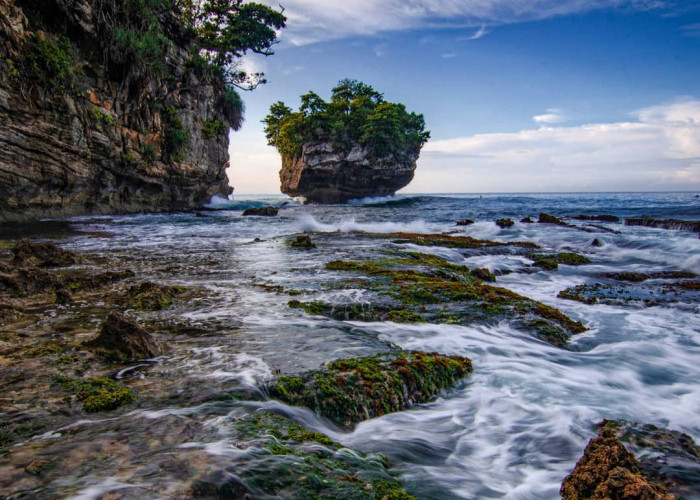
[4,192,700,499]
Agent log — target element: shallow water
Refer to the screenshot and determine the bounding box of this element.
[5,192,700,499]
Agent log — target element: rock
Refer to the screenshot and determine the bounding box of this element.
[520,217,534,223]
[270,352,472,428]
[242,206,278,216]
[191,471,249,499]
[123,282,185,311]
[279,140,419,203]
[84,312,164,361]
[0,0,232,223]
[625,218,700,233]
[290,234,315,249]
[571,214,620,222]
[456,219,474,226]
[0,265,63,296]
[11,239,78,267]
[561,427,674,500]
[538,213,567,225]
[54,287,73,304]
[591,238,603,247]
[496,218,514,228]
[471,268,496,282]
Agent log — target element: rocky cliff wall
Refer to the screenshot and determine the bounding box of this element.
[280,140,418,203]
[0,0,232,222]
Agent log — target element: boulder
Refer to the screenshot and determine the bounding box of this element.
[242,206,278,216]
[12,239,78,267]
[496,218,514,228]
[84,312,164,361]
[456,219,474,226]
[290,235,315,249]
[538,213,567,225]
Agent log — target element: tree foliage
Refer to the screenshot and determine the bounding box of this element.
[263,79,430,159]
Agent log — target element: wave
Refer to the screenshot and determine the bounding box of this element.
[294,214,434,234]
[347,195,440,208]
[202,195,301,211]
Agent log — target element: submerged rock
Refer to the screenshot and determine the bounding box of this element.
[592,238,603,247]
[625,218,700,233]
[561,427,674,500]
[270,351,472,427]
[496,218,515,228]
[471,267,496,282]
[290,234,316,249]
[11,238,79,268]
[558,278,700,307]
[85,312,164,361]
[242,206,278,216]
[539,213,568,225]
[456,219,475,226]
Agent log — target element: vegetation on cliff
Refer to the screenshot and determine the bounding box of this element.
[263,79,430,159]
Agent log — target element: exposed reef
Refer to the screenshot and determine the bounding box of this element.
[625,218,700,234]
[270,352,472,428]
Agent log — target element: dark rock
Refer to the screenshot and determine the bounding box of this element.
[123,282,185,311]
[194,212,207,218]
[12,239,78,267]
[561,427,673,500]
[592,238,603,247]
[625,218,700,233]
[84,312,164,361]
[279,140,418,203]
[0,266,63,296]
[471,268,496,282]
[538,213,567,225]
[496,218,514,228]
[571,214,620,222]
[191,471,249,499]
[242,206,278,217]
[456,219,474,226]
[290,234,315,249]
[520,217,534,223]
[54,287,73,304]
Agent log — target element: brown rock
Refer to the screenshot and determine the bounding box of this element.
[471,268,496,282]
[539,213,567,225]
[84,312,164,361]
[561,428,674,500]
[11,238,78,267]
[290,234,316,249]
[496,218,514,228]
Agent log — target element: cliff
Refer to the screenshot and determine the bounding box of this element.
[0,0,235,222]
[280,139,418,203]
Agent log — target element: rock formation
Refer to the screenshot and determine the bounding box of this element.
[0,0,234,222]
[279,139,418,203]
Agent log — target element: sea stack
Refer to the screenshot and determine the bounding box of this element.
[264,79,429,203]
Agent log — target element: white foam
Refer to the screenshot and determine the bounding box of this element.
[294,213,434,234]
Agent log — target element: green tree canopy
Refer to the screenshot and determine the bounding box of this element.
[263,79,430,159]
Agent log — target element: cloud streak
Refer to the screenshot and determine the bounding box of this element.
[410,98,700,192]
[264,0,670,45]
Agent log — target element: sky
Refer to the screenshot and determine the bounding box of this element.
[227,0,700,194]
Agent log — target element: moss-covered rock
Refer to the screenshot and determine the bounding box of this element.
[84,312,164,361]
[496,218,514,228]
[561,427,674,500]
[558,279,700,307]
[11,238,79,267]
[270,351,472,428]
[385,232,538,249]
[54,376,135,412]
[530,252,591,270]
[225,411,417,499]
[123,281,185,310]
[290,234,316,249]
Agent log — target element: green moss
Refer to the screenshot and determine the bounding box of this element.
[26,34,73,90]
[91,106,115,127]
[558,285,599,304]
[556,252,591,266]
[531,255,559,270]
[142,143,157,163]
[270,352,472,427]
[385,232,538,249]
[201,118,226,139]
[387,309,427,323]
[124,281,185,310]
[54,376,134,412]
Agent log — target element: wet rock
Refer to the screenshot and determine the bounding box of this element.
[625,218,700,233]
[558,278,700,307]
[539,213,568,225]
[571,214,620,222]
[561,427,674,500]
[520,217,534,223]
[270,351,472,428]
[592,238,603,247]
[84,312,164,361]
[11,238,79,267]
[386,232,539,249]
[456,219,474,226]
[191,471,249,499]
[290,234,316,249]
[123,281,185,310]
[530,252,591,270]
[471,268,496,282]
[54,287,73,304]
[602,271,695,282]
[0,266,63,296]
[496,218,514,228]
[242,206,278,216]
[601,420,700,498]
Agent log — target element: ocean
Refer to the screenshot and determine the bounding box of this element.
[3,192,699,499]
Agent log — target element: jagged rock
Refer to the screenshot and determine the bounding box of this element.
[592,238,603,247]
[290,234,315,249]
[539,213,568,225]
[561,427,674,500]
[520,217,534,223]
[84,312,164,361]
[496,218,514,228]
[54,287,73,304]
[571,214,620,222]
[11,238,78,267]
[242,206,278,216]
[280,140,418,203]
[625,218,700,233]
[0,265,63,295]
[123,281,185,311]
[456,219,474,226]
[0,0,232,222]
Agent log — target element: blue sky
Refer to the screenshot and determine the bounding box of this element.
[228,0,700,194]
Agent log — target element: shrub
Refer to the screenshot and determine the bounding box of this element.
[26,34,72,89]
[201,118,226,139]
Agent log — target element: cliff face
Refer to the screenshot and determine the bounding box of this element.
[280,140,418,203]
[0,0,233,222]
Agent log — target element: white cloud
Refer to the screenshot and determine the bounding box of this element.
[533,108,567,124]
[459,25,490,40]
[408,98,700,192]
[263,0,669,45]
